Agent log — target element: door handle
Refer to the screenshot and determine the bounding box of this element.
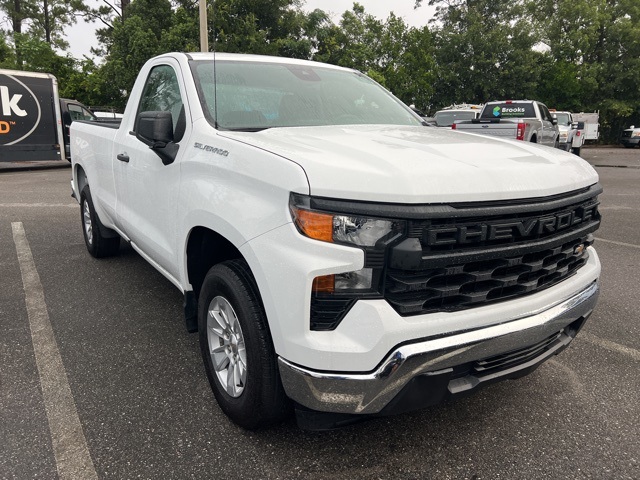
[117,153,130,163]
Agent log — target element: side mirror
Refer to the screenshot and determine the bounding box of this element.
[136,111,174,146]
[135,111,179,165]
[552,118,558,125]
[571,122,579,130]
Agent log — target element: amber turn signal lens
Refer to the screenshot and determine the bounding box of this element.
[291,207,334,242]
[312,275,335,293]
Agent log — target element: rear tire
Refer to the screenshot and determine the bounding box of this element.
[80,185,120,258]
[571,146,582,156]
[198,259,290,429]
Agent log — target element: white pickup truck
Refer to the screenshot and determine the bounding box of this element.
[71,53,601,430]
[452,100,560,147]
[553,111,586,156]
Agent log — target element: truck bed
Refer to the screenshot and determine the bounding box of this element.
[71,120,118,169]
[453,118,520,138]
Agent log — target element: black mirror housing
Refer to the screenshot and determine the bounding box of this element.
[136,111,174,146]
[135,111,178,165]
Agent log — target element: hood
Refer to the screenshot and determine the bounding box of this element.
[221,125,598,204]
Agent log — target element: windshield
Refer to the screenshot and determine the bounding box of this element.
[480,102,536,119]
[554,113,571,125]
[190,60,422,130]
[434,111,477,127]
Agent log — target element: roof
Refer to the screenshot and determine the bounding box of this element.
[180,52,354,73]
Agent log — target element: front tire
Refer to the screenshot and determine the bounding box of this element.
[198,259,289,429]
[80,185,120,258]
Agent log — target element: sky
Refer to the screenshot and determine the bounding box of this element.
[64,0,437,59]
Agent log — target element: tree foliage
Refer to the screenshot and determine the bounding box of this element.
[0,0,638,141]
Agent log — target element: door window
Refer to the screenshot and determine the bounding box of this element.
[68,104,96,121]
[538,104,553,122]
[136,65,184,139]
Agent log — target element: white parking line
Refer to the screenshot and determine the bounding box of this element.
[579,332,640,362]
[11,222,98,480]
[0,203,76,208]
[595,237,640,250]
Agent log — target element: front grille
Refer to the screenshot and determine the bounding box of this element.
[308,185,601,330]
[386,237,590,315]
[385,186,600,317]
[411,196,599,255]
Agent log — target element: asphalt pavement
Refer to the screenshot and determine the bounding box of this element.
[1,146,639,479]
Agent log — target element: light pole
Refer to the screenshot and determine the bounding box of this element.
[199,0,208,52]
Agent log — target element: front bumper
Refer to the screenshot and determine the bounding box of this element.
[279,280,598,416]
[620,137,640,147]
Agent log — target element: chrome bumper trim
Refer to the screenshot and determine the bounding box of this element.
[278,281,599,415]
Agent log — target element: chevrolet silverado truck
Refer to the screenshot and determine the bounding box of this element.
[70,53,601,430]
[452,100,560,147]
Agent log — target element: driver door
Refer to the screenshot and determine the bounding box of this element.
[113,61,189,279]
[538,103,556,146]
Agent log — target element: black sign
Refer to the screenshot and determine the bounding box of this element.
[0,72,61,162]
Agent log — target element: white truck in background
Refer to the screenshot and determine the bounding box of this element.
[70,53,602,430]
[552,111,586,156]
[452,100,560,147]
[433,104,483,127]
[572,112,600,142]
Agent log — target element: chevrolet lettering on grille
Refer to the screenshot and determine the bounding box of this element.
[425,203,599,246]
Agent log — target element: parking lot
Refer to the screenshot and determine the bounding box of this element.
[1,147,639,479]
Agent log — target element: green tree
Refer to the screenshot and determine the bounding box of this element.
[389,25,436,112]
[208,0,313,58]
[26,0,87,48]
[533,0,640,140]
[323,3,384,72]
[0,31,16,67]
[427,0,544,108]
[312,4,436,110]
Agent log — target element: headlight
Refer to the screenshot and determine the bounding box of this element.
[559,132,568,141]
[290,197,403,247]
[313,268,374,292]
[290,193,406,330]
[333,216,396,246]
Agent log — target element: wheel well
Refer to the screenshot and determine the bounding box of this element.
[186,227,242,299]
[530,135,537,143]
[75,165,88,193]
